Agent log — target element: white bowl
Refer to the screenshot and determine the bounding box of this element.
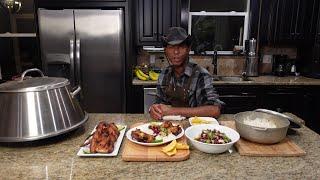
[188,117,219,126]
[185,124,240,154]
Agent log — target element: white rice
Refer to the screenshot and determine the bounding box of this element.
[243,117,277,128]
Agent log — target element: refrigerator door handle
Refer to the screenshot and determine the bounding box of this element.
[69,39,75,86]
[75,38,81,87]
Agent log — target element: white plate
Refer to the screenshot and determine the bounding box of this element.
[77,124,127,157]
[189,117,219,126]
[162,115,186,121]
[126,122,184,146]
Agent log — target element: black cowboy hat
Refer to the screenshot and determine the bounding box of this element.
[162,27,192,46]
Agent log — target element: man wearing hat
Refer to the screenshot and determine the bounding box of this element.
[149,27,223,120]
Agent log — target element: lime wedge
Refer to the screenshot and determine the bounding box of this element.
[116,125,125,131]
[82,148,91,154]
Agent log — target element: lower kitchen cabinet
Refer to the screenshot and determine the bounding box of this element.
[258,87,304,117]
[215,86,258,114]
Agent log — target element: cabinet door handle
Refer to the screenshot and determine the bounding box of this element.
[153,32,157,35]
[146,92,157,96]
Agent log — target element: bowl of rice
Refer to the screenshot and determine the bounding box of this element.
[234,111,290,144]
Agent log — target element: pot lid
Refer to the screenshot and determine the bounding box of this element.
[0,68,70,92]
[254,109,302,128]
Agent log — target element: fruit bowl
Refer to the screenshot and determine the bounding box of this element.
[185,124,240,154]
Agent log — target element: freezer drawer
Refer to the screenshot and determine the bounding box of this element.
[144,88,156,114]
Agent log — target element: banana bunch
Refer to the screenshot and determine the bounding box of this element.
[135,68,149,81]
[135,68,160,81]
[149,70,160,81]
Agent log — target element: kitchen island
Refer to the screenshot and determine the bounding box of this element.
[0,113,319,179]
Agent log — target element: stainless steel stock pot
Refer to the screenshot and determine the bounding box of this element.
[0,68,88,142]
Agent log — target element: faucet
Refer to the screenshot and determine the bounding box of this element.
[212,50,218,77]
[241,71,249,81]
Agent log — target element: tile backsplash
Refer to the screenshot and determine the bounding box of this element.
[137,50,245,76]
[260,46,297,59]
[217,56,245,76]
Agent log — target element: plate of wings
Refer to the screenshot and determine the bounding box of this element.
[77,121,127,157]
[126,121,184,146]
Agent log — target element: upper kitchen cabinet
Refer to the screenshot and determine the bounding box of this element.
[136,0,181,46]
[259,0,319,46]
[276,0,318,44]
[258,0,279,45]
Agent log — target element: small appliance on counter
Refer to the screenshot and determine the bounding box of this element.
[244,38,258,76]
[272,55,296,76]
[259,54,273,75]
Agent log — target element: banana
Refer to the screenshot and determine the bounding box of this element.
[136,68,149,79]
[135,69,149,81]
[149,70,159,81]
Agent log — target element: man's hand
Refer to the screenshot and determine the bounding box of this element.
[149,104,163,120]
[158,104,171,115]
[149,104,172,120]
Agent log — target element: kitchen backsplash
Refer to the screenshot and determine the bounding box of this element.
[260,46,297,59]
[217,56,245,76]
[137,49,245,76]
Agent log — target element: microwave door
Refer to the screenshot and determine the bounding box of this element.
[38,9,76,87]
[74,9,125,113]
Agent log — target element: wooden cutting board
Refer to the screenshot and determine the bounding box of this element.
[122,123,190,162]
[221,121,306,157]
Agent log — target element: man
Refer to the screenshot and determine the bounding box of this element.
[149,27,223,120]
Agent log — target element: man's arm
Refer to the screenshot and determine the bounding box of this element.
[162,105,221,118]
[150,71,169,120]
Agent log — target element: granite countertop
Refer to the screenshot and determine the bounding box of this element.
[0,113,319,179]
[133,75,320,86]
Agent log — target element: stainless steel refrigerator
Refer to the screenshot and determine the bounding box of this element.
[38,9,126,113]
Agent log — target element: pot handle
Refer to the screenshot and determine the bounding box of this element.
[251,126,268,131]
[71,86,81,98]
[19,68,45,82]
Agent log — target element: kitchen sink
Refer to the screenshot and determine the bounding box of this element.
[214,76,253,82]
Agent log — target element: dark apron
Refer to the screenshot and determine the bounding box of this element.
[164,66,197,107]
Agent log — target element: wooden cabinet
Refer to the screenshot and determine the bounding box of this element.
[258,0,279,45]
[276,0,317,44]
[136,0,181,46]
[215,86,258,114]
[258,0,318,45]
[258,87,303,117]
[302,89,320,134]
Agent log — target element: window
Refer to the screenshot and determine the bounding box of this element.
[188,0,250,55]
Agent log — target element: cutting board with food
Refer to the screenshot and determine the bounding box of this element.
[221,121,306,157]
[122,122,190,162]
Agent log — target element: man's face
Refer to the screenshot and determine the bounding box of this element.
[165,44,190,67]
